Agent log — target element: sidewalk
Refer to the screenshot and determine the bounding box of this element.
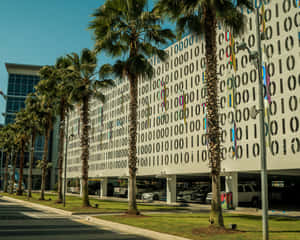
[0,195,190,240]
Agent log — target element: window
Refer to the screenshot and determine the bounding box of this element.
[238,186,244,192]
[7,74,40,96]
[245,185,252,192]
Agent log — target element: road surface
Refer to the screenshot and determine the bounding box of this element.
[0,197,151,240]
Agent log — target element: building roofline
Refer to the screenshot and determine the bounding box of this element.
[5,63,43,72]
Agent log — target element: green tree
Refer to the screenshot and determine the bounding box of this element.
[15,109,32,196]
[67,48,115,207]
[89,0,175,214]
[24,93,43,198]
[155,0,252,226]
[36,66,58,200]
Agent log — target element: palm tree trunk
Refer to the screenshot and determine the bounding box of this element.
[16,143,25,196]
[40,127,50,200]
[10,152,17,194]
[4,153,9,193]
[28,133,36,198]
[57,103,66,203]
[128,74,139,215]
[80,95,90,207]
[205,9,224,227]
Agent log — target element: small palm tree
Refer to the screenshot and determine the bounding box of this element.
[0,124,15,193]
[25,93,43,198]
[9,124,18,194]
[155,0,253,226]
[67,48,115,207]
[15,109,31,196]
[36,66,59,200]
[89,0,175,214]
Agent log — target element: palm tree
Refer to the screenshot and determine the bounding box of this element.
[0,125,15,193]
[54,56,75,203]
[0,126,8,192]
[9,123,19,194]
[89,0,175,214]
[155,0,253,226]
[15,109,31,196]
[24,94,43,198]
[36,66,58,200]
[67,48,115,207]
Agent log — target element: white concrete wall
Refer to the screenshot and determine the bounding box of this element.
[66,0,300,179]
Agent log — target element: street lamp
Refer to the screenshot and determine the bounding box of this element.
[237,7,269,240]
[63,114,74,207]
[27,137,35,199]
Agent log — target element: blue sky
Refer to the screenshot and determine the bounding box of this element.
[0,0,175,124]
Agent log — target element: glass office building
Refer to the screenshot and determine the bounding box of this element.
[3,63,52,189]
[5,74,40,123]
[4,63,42,124]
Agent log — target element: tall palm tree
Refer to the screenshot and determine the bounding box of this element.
[54,56,75,203]
[155,0,253,226]
[67,48,115,207]
[0,127,8,192]
[15,109,32,196]
[9,123,19,194]
[0,125,15,193]
[25,93,43,198]
[36,66,58,200]
[89,0,175,214]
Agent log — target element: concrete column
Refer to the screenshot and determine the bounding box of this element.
[100,178,108,198]
[127,181,130,201]
[225,172,238,209]
[166,175,177,204]
[80,179,83,197]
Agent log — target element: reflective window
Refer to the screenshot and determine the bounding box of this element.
[7,74,39,96]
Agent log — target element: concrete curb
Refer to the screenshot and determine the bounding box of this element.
[1,195,192,240]
[85,216,192,240]
[1,196,72,216]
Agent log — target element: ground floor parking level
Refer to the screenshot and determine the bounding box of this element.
[65,169,300,211]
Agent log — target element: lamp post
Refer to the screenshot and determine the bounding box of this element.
[27,136,34,199]
[255,7,269,240]
[63,114,69,207]
[63,114,74,207]
[237,7,269,240]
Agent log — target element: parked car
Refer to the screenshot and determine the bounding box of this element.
[113,187,128,198]
[142,189,166,201]
[177,186,209,202]
[8,182,25,192]
[206,183,260,207]
[238,183,260,207]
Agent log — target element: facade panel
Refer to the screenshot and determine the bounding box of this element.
[66,1,300,178]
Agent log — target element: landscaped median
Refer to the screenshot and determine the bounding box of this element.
[97,213,300,240]
[0,192,184,214]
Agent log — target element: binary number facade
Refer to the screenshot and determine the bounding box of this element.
[66,0,300,178]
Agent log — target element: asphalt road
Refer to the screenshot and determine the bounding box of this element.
[0,198,151,240]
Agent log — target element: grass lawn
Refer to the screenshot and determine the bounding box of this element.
[0,192,184,213]
[98,213,300,240]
